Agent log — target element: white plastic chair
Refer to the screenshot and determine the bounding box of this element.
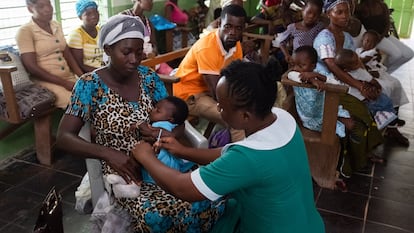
[80,120,208,207]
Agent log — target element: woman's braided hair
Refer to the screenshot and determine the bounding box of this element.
[220,59,282,119]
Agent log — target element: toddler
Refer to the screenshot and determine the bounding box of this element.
[287,45,350,138]
[335,49,397,130]
[106,96,194,198]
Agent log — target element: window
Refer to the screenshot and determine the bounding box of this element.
[0,0,80,47]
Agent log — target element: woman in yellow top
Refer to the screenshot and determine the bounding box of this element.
[16,0,83,109]
[67,0,103,73]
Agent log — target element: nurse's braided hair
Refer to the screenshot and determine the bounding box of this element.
[220,59,282,119]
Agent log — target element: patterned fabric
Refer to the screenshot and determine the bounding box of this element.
[0,84,55,120]
[98,15,145,49]
[75,0,97,17]
[356,47,409,107]
[66,65,223,232]
[278,21,325,51]
[289,28,351,136]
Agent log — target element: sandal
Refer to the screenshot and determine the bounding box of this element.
[385,128,410,147]
[369,155,385,164]
[334,179,348,192]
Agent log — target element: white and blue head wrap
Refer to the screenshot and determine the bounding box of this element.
[75,0,98,17]
[323,0,349,13]
[99,15,145,49]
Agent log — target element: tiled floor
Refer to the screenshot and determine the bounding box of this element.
[0,40,413,233]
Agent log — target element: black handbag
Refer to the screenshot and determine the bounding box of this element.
[33,186,64,233]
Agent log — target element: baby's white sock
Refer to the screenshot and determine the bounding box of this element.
[105,174,141,198]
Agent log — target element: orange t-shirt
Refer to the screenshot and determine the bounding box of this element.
[173,30,243,100]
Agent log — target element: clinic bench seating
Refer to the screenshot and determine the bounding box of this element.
[281,75,349,189]
[0,66,56,165]
[141,46,190,95]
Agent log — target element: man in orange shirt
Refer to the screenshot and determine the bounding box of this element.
[173,4,246,141]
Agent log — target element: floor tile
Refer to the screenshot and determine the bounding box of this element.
[371,177,414,205]
[364,221,412,233]
[0,186,44,222]
[319,210,364,233]
[18,168,81,196]
[367,197,414,231]
[51,151,87,177]
[374,163,414,186]
[0,159,45,186]
[345,174,372,196]
[61,202,92,233]
[0,181,11,192]
[317,189,368,219]
[11,201,91,233]
[380,145,414,169]
[0,223,27,233]
[61,181,81,205]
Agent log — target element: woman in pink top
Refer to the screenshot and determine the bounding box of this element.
[165,0,189,26]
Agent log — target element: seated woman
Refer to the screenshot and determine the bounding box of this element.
[133,60,325,233]
[15,0,83,109]
[67,0,103,73]
[313,0,383,178]
[56,15,223,232]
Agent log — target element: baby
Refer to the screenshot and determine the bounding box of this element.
[105,96,193,198]
[335,49,397,130]
[356,30,386,73]
[356,30,409,127]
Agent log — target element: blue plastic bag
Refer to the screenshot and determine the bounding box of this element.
[149,14,176,31]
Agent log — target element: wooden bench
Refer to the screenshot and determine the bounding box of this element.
[281,75,348,189]
[141,46,190,95]
[0,66,56,165]
[165,27,193,53]
[242,32,274,64]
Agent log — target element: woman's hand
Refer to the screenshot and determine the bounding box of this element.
[361,82,381,101]
[309,79,327,91]
[132,140,156,163]
[299,72,317,83]
[157,137,186,156]
[105,150,142,185]
[138,123,173,143]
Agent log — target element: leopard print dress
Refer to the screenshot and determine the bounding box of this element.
[66,66,224,232]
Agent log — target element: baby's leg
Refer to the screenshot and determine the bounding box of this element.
[105,174,141,198]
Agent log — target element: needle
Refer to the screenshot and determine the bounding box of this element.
[156,129,163,143]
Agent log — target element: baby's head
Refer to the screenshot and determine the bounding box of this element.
[292,45,318,72]
[361,30,381,51]
[150,96,189,125]
[335,49,361,71]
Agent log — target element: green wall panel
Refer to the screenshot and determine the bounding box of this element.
[385,0,414,38]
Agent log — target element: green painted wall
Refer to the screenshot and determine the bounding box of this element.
[0,111,63,161]
[385,0,414,38]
